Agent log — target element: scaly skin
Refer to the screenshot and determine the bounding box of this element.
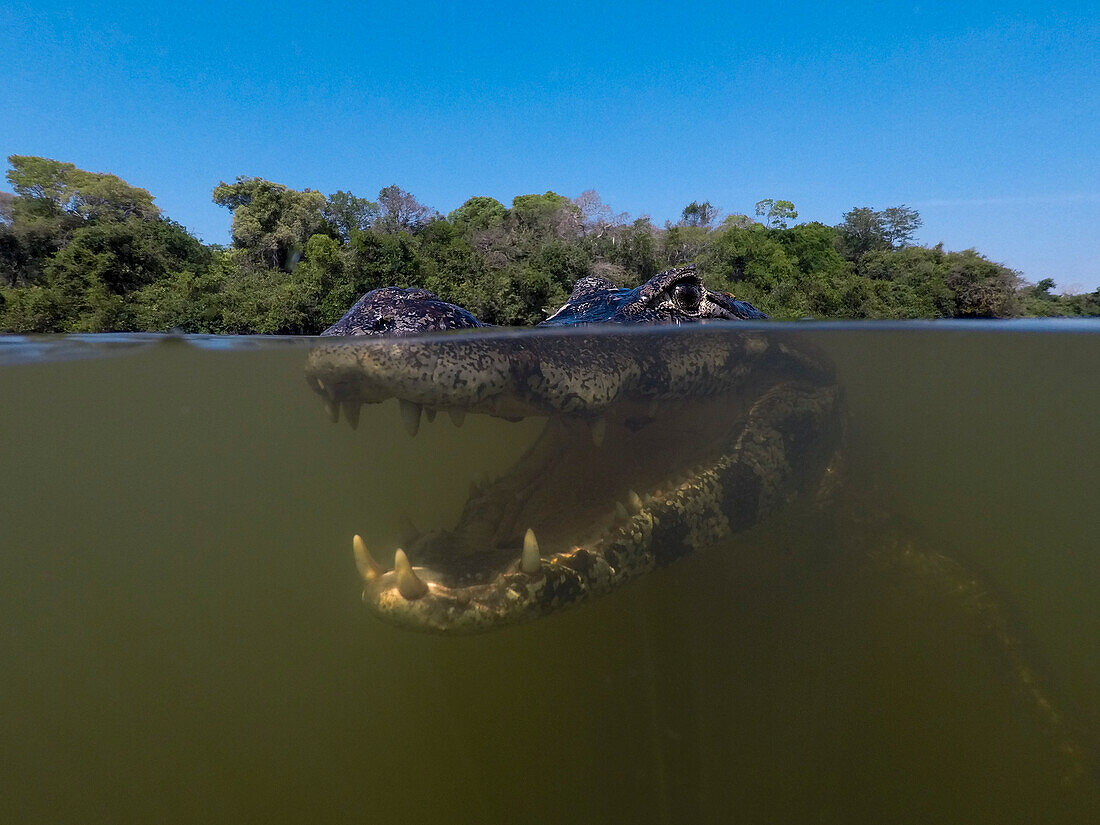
[307,267,838,631]
[305,265,1093,787]
[308,328,841,632]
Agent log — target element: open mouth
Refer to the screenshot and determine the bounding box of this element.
[305,327,842,633]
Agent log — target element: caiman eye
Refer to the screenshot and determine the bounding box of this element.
[671,281,703,312]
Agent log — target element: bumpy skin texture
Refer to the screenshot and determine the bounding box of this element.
[308,268,1093,784]
[307,266,846,633]
[304,268,1096,791]
[321,265,766,337]
[322,286,486,336]
[540,268,767,325]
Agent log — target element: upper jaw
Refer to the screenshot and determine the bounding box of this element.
[304,325,792,423]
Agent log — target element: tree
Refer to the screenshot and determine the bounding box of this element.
[838,205,923,260]
[374,185,434,234]
[700,223,801,315]
[721,213,755,229]
[4,155,162,290]
[680,201,718,228]
[944,250,1020,318]
[606,217,660,281]
[880,205,922,247]
[836,206,889,259]
[776,222,847,281]
[754,199,798,229]
[858,245,955,317]
[212,177,325,270]
[322,191,378,242]
[448,196,507,233]
[7,155,159,224]
[509,191,582,237]
[573,190,628,237]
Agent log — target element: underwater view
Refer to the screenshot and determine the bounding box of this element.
[1,322,1098,824]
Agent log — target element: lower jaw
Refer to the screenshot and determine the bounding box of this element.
[345,380,839,633]
[352,425,746,633]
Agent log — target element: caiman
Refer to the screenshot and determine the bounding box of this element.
[304,265,1092,786]
[306,266,845,632]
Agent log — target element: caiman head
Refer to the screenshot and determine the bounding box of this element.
[306,267,843,633]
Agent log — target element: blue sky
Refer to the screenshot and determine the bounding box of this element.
[3,1,1098,291]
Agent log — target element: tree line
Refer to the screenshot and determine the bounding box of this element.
[1,155,1096,334]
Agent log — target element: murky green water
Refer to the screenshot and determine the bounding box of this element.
[1,323,1097,823]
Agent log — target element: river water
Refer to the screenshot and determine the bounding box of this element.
[1,323,1097,823]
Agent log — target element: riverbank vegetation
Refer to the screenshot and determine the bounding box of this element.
[2,156,1096,333]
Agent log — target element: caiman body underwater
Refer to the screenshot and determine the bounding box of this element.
[303,266,1091,786]
[307,267,837,631]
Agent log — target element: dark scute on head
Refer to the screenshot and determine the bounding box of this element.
[606,265,768,325]
[321,287,487,336]
[568,275,618,302]
[541,265,765,327]
[322,266,765,335]
[540,282,635,326]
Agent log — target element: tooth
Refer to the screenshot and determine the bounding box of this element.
[590,416,606,447]
[614,502,628,521]
[521,529,541,574]
[399,400,422,436]
[424,407,437,423]
[325,399,339,423]
[394,549,429,600]
[448,409,466,427]
[352,535,381,582]
[342,401,361,430]
[628,491,643,513]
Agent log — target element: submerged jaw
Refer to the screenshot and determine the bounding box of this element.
[342,389,840,633]
[308,328,842,633]
[348,485,662,633]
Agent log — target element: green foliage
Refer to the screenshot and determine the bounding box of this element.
[680,201,718,228]
[837,204,923,262]
[858,246,954,317]
[212,177,325,270]
[508,192,581,238]
[448,196,506,234]
[701,223,800,313]
[322,191,378,243]
[1,160,1091,332]
[880,205,923,247]
[374,185,435,234]
[754,199,798,229]
[8,155,159,224]
[944,249,1020,318]
[602,218,660,282]
[837,207,890,259]
[132,265,226,332]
